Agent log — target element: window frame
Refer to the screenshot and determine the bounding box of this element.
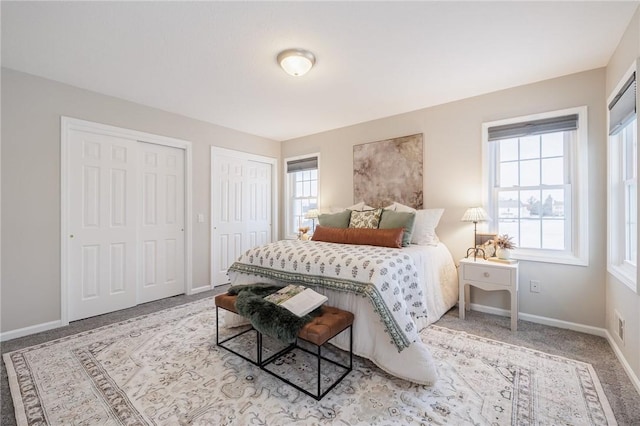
[482,106,589,266]
[283,153,320,240]
[607,62,638,293]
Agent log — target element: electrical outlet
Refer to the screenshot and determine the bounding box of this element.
[530,280,540,293]
[614,310,625,344]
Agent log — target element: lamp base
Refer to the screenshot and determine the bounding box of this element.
[465,247,486,261]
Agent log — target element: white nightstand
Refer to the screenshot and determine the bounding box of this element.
[458,258,519,331]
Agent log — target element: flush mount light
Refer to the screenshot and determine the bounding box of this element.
[277,48,316,77]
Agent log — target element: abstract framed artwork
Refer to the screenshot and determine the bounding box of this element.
[353,133,424,209]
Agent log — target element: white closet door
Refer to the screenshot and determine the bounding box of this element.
[138,142,185,303]
[68,130,138,321]
[211,154,247,287]
[211,150,274,287]
[247,160,272,247]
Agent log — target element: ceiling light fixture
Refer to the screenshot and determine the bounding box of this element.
[277,48,316,77]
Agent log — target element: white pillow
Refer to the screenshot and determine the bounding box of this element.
[384,202,417,212]
[411,208,444,245]
[395,202,417,213]
[347,201,374,211]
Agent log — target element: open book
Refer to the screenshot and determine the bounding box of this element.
[264,284,328,317]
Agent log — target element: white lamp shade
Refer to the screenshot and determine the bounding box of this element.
[461,207,489,223]
[304,208,320,219]
[278,49,316,77]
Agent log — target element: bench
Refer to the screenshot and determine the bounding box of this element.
[215,292,354,400]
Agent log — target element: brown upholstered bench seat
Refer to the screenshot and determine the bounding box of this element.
[214,291,353,400]
[214,293,353,347]
[214,292,238,314]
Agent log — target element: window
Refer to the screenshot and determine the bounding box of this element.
[284,154,319,239]
[483,107,588,265]
[608,69,637,291]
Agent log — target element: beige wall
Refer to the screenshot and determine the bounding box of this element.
[605,7,640,382]
[1,68,280,333]
[283,68,608,329]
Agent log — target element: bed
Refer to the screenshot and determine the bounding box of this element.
[222,238,458,385]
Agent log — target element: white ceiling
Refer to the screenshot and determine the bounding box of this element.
[2,1,637,141]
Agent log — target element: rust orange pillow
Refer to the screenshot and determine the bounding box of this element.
[311,226,404,248]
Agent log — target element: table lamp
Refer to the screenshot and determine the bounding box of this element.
[461,207,489,261]
[304,208,320,232]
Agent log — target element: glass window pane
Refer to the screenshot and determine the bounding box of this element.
[499,162,518,187]
[520,136,540,160]
[521,189,541,218]
[541,158,564,185]
[310,169,317,180]
[624,127,636,180]
[311,180,318,197]
[499,139,519,162]
[541,189,564,218]
[295,181,302,196]
[520,159,540,187]
[542,220,565,250]
[498,220,519,245]
[626,182,637,263]
[541,132,564,158]
[520,219,541,248]
[498,191,520,220]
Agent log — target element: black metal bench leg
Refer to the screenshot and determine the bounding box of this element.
[215,306,220,345]
[317,344,322,397]
[349,325,353,369]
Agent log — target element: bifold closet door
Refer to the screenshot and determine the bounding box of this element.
[211,153,273,287]
[138,142,185,303]
[68,132,186,321]
[68,130,138,321]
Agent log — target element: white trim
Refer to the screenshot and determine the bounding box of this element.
[283,152,321,240]
[0,320,63,342]
[190,284,214,295]
[60,118,70,326]
[482,106,589,266]
[60,117,194,326]
[210,146,278,287]
[605,330,640,396]
[468,302,608,337]
[607,60,639,294]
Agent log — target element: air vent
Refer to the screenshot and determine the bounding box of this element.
[614,310,625,344]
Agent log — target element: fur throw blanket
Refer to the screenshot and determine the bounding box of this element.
[228,283,320,343]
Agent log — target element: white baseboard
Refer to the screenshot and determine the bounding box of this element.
[2,287,217,342]
[468,302,608,337]
[190,284,214,295]
[0,319,63,343]
[468,302,640,396]
[604,330,640,396]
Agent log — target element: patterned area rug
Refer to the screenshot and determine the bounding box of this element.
[4,298,617,425]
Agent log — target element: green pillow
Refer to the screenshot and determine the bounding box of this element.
[318,210,352,228]
[378,210,416,247]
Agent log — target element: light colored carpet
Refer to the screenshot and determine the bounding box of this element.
[4,298,617,425]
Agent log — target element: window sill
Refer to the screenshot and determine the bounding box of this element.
[607,263,637,293]
[511,249,588,266]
